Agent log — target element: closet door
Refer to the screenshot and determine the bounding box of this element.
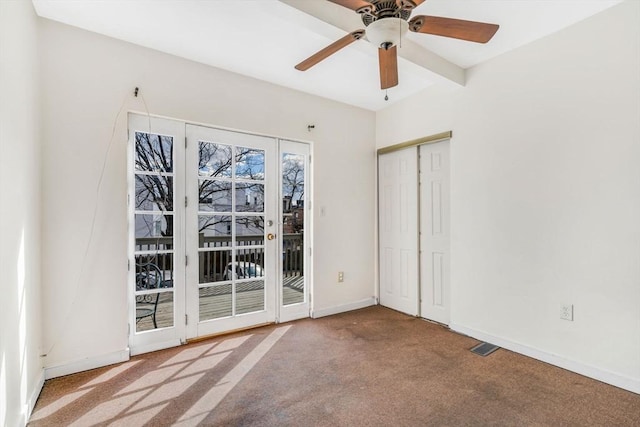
[378,147,419,316]
[419,141,450,325]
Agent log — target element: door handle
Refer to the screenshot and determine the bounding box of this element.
[267,233,276,241]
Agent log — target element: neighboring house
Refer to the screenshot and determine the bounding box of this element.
[283,196,304,234]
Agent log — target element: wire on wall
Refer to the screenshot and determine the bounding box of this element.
[41,87,152,359]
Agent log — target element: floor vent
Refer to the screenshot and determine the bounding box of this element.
[470,342,500,357]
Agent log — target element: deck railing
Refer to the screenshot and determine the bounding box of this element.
[135,233,303,283]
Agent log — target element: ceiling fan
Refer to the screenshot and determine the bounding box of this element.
[295,0,500,90]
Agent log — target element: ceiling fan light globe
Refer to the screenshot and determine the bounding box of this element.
[365,17,409,49]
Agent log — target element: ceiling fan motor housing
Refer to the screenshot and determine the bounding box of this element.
[361,1,412,26]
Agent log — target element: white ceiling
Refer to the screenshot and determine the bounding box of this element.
[32,0,623,111]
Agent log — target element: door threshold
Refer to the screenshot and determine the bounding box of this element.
[186,322,275,344]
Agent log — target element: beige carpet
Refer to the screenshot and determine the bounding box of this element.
[30,306,640,426]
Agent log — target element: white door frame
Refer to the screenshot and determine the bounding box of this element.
[129,114,312,353]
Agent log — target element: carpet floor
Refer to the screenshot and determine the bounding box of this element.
[29,306,640,426]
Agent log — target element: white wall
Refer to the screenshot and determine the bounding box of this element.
[377,0,640,391]
[0,0,44,425]
[39,18,376,372]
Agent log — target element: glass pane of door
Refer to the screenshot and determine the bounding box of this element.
[197,141,234,320]
[196,143,268,320]
[133,132,176,332]
[282,152,305,306]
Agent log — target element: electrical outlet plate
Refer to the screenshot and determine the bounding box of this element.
[560,304,574,321]
[338,271,344,282]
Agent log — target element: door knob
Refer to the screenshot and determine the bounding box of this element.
[267,233,276,240]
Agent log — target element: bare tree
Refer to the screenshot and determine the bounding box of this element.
[282,153,305,208]
[197,143,264,234]
[135,134,297,239]
[135,132,264,241]
[134,133,175,243]
[282,153,305,233]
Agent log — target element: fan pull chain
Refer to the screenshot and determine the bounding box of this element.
[384,90,389,101]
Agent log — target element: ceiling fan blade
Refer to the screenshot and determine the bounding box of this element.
[379,46,398,90]
[295,30,365,71]
[327,0,376,14]
[395,0,426,11]
[409,15,499,43]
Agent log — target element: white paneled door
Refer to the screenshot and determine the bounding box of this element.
[419,141,450,325]
[378,148,419,316]
[377,140,451,322]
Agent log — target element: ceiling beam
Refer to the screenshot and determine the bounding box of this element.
[278,0,465,87]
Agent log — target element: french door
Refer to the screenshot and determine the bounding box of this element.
[128,115,186,355]
[128,115,310,354]
[184,124,278,337]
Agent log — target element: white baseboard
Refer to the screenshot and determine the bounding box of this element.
[311,297,377,319]
[450,323,640,395]
[44,349,130,380]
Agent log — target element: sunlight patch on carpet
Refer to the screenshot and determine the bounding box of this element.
[29,388,95,422]
[174,325,292,426]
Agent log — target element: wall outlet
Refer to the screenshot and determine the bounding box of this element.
[560,304,574,321]
[338,271,344,283]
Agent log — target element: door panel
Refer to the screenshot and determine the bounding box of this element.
[279,140,310,322]
[419,141,450,324]
[378,148,419,316]
[185,125,277,338]
[128,114,185,355]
